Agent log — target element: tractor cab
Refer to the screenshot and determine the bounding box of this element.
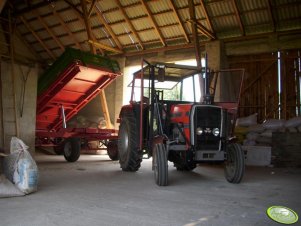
[117,59,245,186]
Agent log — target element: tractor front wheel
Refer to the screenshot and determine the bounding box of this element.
[224,143,245,183]
[63,138,81,162]
[118,115,142,171]
[153,143,168,186]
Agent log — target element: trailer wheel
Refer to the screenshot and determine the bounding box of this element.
[63,138,81,162]
[107,141,119,161]
[224,143,245,183]
[153,143,168,186]
[118,115,142,171]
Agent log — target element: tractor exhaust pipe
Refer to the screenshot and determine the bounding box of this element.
[203,53,213,105]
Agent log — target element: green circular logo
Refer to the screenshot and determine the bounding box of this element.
[267,206,299,224]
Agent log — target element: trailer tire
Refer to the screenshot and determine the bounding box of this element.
[63,138,81,162]
[118,115,142,171]
[153,143,168,186]
[107,141,119,161]
[224,143,245,183]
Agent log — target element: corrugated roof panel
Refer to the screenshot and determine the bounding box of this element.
[207,1,234,16]
[155,12,177,27]
[59,35,77,46]
[243,10,270,26]
[195,4,205,19]
[27,19,43,31]
[173,0,188,8]
[43,39,57,50]
[125,5,146,19]
[73,31,87,43]
[41,14,61,27]
[36,30,50,40]
[101,10,125,24]
[90,15,101,28]
[52,26,67,37]
[276,4,301,20]
[118,35,135,46]
[97,0,118,12]
[110,22,129,36]
[160,25,183,38]
[132,17,154,30]
[147,0,170,14]
[121,0,140,6]
[240,0,267,11]
[138,29,158,42]
[177,8,191,22]
[67,20,85,33]
[59,9,78,22]
[216,29,242,39]
[212,15,238,32]
[245,24,273,35]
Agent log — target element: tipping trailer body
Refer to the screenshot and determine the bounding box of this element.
[35,48,120,159]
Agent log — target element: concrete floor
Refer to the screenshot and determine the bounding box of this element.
[0,153,300,226]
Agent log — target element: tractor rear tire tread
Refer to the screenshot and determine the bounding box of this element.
[118,114,142,172]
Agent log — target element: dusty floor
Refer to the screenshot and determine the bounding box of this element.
[0,152,300,226]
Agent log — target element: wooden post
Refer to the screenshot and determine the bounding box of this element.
[188,0,201,68]
[80,0,113,129]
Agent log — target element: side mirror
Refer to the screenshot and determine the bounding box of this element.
[158,67,165,82]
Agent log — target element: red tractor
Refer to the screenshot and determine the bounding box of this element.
[117,58,245,186]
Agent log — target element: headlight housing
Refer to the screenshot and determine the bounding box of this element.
[212,128,220,136]
[196,127,203,135]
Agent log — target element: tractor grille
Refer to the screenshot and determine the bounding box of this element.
[191,105,223,150]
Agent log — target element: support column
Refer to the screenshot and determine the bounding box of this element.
[205,40,228,102]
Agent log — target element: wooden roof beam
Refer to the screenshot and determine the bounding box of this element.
[63,2,104,54]
[80,0,96,54]
[115,0,144,50]
[168,0,190,43]
[200,0,215,34]
[34,9,65,51]
[186,19,215,40]
[51,6,82,50]
[19,16,55,60]
[140,0,166,47]
[92,4,123,51]
[188,0,201,68]
[266,0,276,32]
[88,40,123,54]
[232,0,245,36]
[88,0,97,18]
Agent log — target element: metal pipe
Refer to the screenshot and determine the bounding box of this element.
[61,105,67,129]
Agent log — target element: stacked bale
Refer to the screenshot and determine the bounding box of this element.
[235,115,301,147]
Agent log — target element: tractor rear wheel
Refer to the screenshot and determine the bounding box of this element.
[107,140,119,161]
[224,143,245,183]
[63,138,81,162]
[153,143,168,186]
[118,115,142,171]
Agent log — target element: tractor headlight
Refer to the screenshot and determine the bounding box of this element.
[196,127,203,135]
[212,128,220,136]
